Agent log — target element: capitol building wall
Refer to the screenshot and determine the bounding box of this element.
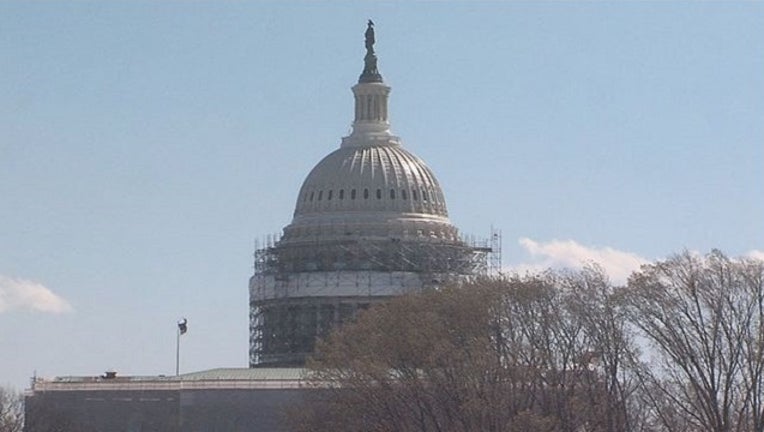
[24,369,305,432]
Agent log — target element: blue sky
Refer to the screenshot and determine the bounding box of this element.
[1,2,762,390]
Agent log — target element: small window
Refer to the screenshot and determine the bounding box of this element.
[327,190,333,200]
[318,191,323,201]
[339,189,344,200]
[401,189,407,200]
[390,189,396,199]
[412,190,418,201]
[310,191,315,201]
[351,189,356,200]
[376,189,382,199]
[364,189,369,199]
[422,190,428,201]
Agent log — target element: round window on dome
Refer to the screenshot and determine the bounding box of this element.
[390,189,395,199]
[376,189,381,199]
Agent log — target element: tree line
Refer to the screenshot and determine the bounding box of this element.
[297,250,764,432]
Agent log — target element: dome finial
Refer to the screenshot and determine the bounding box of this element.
[359,20,383,83]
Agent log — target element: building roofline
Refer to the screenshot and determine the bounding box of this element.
[29,368,308,392]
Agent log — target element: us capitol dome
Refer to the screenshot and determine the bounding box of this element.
[249,21,498,367]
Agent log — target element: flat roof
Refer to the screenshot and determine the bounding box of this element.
[30,368,308,392]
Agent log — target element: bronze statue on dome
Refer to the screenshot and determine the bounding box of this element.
[365,20,375,54]
[359,19,383,83]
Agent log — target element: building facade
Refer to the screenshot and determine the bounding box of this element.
[24,369,306,432]
[249,22,494,367]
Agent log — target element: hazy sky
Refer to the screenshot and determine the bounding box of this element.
[1,2,762,390]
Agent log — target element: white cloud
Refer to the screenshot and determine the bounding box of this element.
[0,275,73,314]
[509,238,649,284]
[745,249,764,262]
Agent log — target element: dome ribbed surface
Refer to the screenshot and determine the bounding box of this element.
[293,144,448,217]
[281,142,459,245]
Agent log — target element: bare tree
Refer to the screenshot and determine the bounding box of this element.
[493,268,646,432]
[298,282,512,432]
[0,386,23,432]
[563,266,648,432]
[298,270,643,432]
[624,250,764,432]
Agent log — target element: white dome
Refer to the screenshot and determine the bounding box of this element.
[249,23,487,368]
[283,140,458,244]
[278,72,461,245]
[293,143,448,218]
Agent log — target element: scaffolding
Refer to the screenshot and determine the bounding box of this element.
[249,229,502,367]
[489,227,503,275]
